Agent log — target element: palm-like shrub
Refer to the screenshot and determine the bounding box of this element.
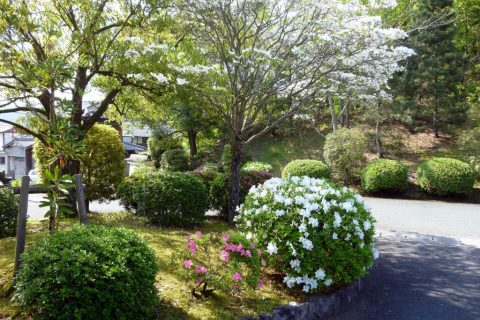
[361,159,408,193]
[416,157,476,195]
[14,225,159,319]
[236,176,376,293]
[281,159,330,179]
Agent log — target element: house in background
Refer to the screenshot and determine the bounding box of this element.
[122,124,151,156]
[0,125,34,179]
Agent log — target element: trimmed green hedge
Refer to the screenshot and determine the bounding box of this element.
[281,159,330,180]
[361,159,408,193]
[14,225,159,319]
[160,149,190,171]
[416,157,476,195]
[117,171,208,226]
[0,188,18,238]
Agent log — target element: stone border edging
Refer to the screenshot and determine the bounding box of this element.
[242,279,363,320]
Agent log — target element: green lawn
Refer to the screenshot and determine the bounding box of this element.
[0,214,297,320]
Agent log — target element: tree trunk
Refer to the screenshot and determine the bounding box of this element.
[64,160,81,216]
[187,129,197,157]
[329,95,337,131]
[375,120,384,158]
[346,104,350,129]
[228,138,242,224]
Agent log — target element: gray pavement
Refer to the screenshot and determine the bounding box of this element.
[336,197,480,320]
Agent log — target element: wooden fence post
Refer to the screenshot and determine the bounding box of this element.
[14,176,30,273]
[74,174,88,225]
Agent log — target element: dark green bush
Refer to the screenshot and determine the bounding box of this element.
[14,225,159,320]
[160,149,190,171]
[281,159,330,179]
[0,188,18,238]
[361,159,408,193]
[117,171,208,226]
[416,157,476,195]
[241,161,273,173]
[148,134,182,167]
[210,170,273,215]
[190,164,222,206]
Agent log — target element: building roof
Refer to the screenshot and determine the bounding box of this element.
[3,137,34,149]
[0,125,13,133]
[123,141,147,152]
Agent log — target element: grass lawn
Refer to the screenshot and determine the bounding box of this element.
[0,213,297,320]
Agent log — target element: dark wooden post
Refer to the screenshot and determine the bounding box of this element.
[74,174,88,225]
[14,176,30,273]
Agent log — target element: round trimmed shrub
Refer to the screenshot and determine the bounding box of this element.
[236,176,376,293]
[416,157,476,195]
[14,225,159,319]
[117,171,208,226]
[281,159,330,180]
[34,124,125,202]
[323,128,367,183]
[148,133,182,168]
[160,149,190,171]
[361,159,408,193]
[210,170,273,216]
[0,188,18,238]
[190,164,222,205]
[241,161,273,173]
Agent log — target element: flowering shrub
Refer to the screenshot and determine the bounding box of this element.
[236,176,377,293]
[176,230,262,298]
[241,161,273,173]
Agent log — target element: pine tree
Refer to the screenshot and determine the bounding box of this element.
[393,0,466,137]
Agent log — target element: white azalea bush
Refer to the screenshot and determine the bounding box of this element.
[235,176,378,293]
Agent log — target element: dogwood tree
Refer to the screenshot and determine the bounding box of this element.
[0,0,171,175]
[176,0,414,222]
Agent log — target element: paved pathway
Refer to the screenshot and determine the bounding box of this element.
[336,197,480,320]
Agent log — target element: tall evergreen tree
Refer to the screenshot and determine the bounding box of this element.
[393,0,466,137]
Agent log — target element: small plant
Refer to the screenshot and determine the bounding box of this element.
[14,225,159,319]
[236,176,377,293]
[160,148,190,171]
[323,128,367,183]
[175,230,262,298]
[281,159,330,179]
[361,159,408,193]
[416,157,476,195]
[241,161,273,173]
[117,171,208,226]
[0,187,18,238]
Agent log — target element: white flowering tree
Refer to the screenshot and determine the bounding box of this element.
[0,0,172,174]
[177,0,413,223]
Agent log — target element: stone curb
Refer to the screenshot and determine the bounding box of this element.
[242,279,363,320]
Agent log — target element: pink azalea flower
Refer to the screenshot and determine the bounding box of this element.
[222,232,230,242]
[250,242,256,248]
[196,266,208,274]
[184,260,193,269]
[220,250,230,262]
[257,249,262,257]
[194,231,203,238]
[233,272,243,281]
[188,239,197,254]
[257,280,264,289]
[245,250,252,257]
[196,278,203,285]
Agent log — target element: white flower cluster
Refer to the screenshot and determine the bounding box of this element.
[237,176,377,293]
